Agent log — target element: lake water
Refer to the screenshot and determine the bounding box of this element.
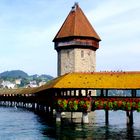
[0,107,140,140]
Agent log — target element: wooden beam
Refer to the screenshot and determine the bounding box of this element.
[105,89,109,125]
[100,89,104,97]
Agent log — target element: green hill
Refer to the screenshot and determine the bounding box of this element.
[0,70,28,78]
[0,70,53,81]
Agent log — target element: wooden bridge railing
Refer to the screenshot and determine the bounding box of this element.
[0,89,139,125]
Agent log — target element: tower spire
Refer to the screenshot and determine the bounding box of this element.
[71,2,79,11]
[53,3,101,43]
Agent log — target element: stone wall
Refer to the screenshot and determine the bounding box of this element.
[57,49,75,76]
[74,48,96,72]
[57,48,96,76]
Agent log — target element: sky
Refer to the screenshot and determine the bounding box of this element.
[0,0,140,77]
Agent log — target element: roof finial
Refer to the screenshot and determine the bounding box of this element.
[74,2,79,7]
[71,2,79,11]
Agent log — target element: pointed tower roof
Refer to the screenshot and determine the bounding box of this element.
[53,3,101,42]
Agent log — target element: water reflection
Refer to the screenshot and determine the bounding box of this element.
[0,107,140,139]
[37,110,140,140]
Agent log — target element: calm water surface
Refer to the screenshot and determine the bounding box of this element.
[0,107,140,140]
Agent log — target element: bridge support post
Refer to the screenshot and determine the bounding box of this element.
[82,112,89,124]
[126,89,135,125]
[56,111,61,122]
[126,111,133,125]
[130,111,133,125]
[105,89,109,125]
[105,110,109,125]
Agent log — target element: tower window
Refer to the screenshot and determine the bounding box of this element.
[81,50,84,58]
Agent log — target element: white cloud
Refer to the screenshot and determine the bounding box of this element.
[84,0,140,72]
[87,0,140,23]
[97,40,140,72]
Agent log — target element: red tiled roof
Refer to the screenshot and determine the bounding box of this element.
[53,3,101,42]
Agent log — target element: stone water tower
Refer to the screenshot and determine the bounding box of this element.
[53,3,101,76]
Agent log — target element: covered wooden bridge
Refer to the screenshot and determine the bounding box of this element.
[0,71,140,124]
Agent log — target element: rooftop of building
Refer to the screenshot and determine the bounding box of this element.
[0,71,140,95]
[53,3,101,42]
[41,72,140,90]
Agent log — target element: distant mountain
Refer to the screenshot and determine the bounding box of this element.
[40,74,54,80]
[29,74,54,81]
[0,70,28,78]
[0,70,54,80]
